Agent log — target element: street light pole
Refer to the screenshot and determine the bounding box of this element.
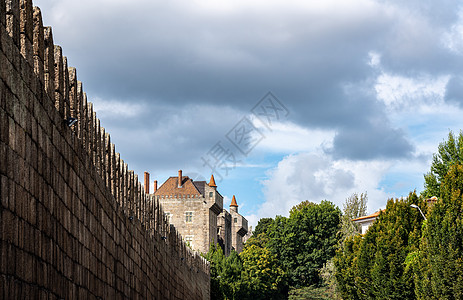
[410,204,426,220]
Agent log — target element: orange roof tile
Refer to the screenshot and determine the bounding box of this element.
[230,195,238,207]
[209,174,217,187]
[154,176,201,197]
[352,210,383,222]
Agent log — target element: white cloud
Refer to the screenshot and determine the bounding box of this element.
[92,97,146,118]
[251,117,335,153]
[244,213,259,229]
[368,51,381,67]
[259,152,393,219]
[375,73,449,110]
[442,9,463,55]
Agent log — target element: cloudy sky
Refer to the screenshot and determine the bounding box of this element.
[35,0,463,226]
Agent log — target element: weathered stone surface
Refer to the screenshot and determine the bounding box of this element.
[0,0,210,299]
[43,26,53,96]
[6,0,20,46]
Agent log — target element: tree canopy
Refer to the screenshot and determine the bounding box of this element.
[423,131,463,198]
[334,193,425,299]
[269,200,341,288]
[415,164,463,299]
[252,217,274,237]
[340,192,368,241]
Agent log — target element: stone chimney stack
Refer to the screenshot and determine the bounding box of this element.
[178,170,183,188]
[144,172,150,194]
[153,180,158,192]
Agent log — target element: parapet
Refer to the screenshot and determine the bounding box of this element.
[1,0,209,276]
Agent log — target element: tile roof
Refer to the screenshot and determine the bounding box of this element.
[209,174,217,187]
[230,195,238,207]
[352,210,383,222]
[154,176,201,197]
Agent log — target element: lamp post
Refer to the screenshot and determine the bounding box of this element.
[410,204,426,220]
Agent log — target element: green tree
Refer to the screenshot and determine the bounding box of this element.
[246,217,273,249]
[252,217,274,237]
[269,200,341,288]
[415,164,463,299]
[333,234,363,299]
[205,245,246,300]
[240,244,286,299]
[288,285,335,300]
[320,193,367,299]
[340,192,368,240]
[423,131,463,198]
[205,244,227,300]
[335,193,425,299]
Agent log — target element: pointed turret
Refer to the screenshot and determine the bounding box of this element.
[230,195,238,207]
[208,174,217,187]
[230,195,238,213]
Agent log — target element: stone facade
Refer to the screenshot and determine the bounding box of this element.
[217,209,232,256]
[229,195,248,253]
[153,170,223,254]
[152,171,248,255]
[0,1,210,298]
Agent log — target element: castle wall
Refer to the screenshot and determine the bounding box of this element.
[159,196,211,254]
[0,1,210,298]
[230,209,248,253]
[217,210,231,256]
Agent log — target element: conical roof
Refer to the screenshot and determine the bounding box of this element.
[230,195,238,207]
[208,174,217,187]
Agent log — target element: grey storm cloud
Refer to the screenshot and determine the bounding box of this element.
[34,0,461,164]
[328,124,414,160]
[445,76,463,107]
[94,103,245,173]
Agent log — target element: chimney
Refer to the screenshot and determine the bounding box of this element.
[153,180,158,192]
[178,170,183,188]
[144,172,150,194]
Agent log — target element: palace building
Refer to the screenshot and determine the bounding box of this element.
[148,170,248,255]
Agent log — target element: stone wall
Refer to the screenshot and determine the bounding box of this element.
[0,0,210,299]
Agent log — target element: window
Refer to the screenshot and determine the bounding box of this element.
[185,211,193,223]
[234,217,237,223]
[209,192,213,197]
[185,235,193,246]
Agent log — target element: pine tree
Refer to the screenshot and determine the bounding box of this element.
[416,164,463,299]
[423,131,463,198]
[334,193,425,299]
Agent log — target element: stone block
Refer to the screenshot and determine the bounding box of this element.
[0,50,9,91]
[0,0,5,26]
[6,0,20,47]
[0,175,8,209]
[19,0,33,41]
[33,55,44,84]
[19,30,32,64]
[63,56,69,117]
[32,7,43,57]
[15,122,25,159]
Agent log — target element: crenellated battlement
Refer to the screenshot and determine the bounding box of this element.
[0,0,210,298]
